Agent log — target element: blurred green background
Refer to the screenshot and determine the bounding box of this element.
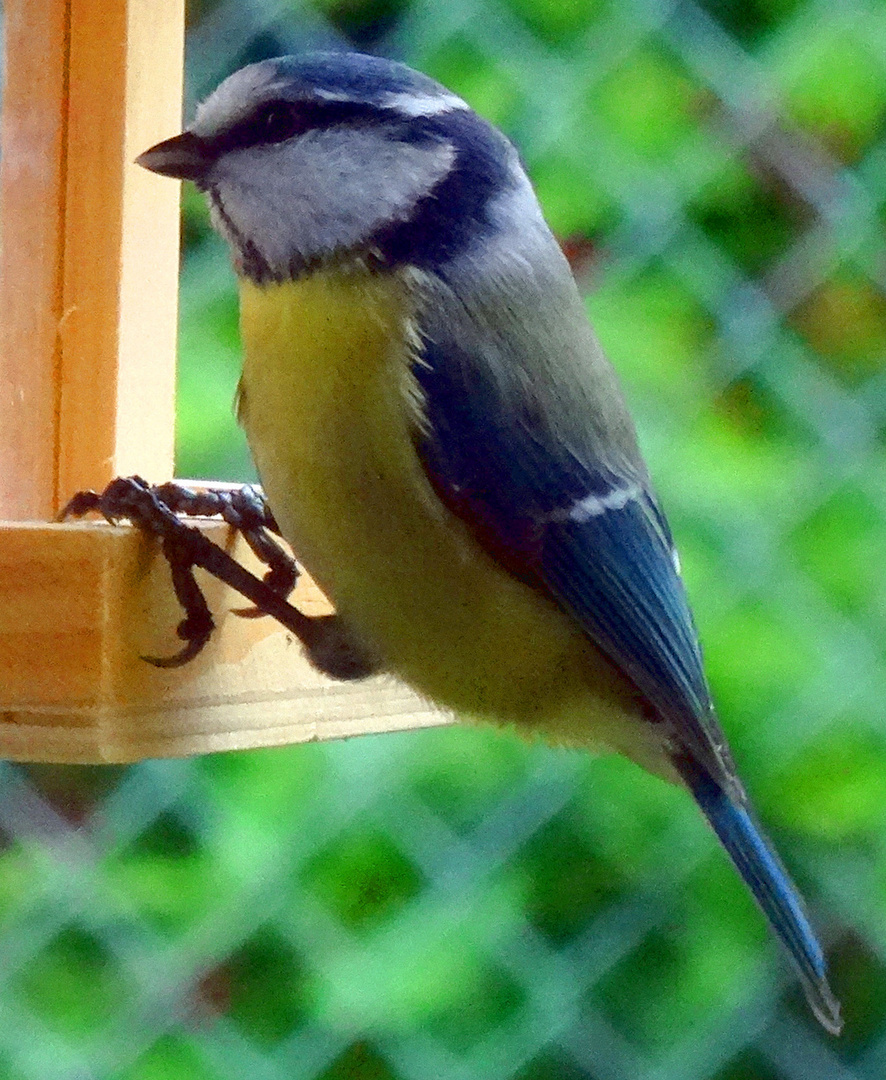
[2,0,886,1076]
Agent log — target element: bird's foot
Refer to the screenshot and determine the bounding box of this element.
[60,476,377,678]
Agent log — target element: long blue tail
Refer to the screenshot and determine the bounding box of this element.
[672,752,842,1034]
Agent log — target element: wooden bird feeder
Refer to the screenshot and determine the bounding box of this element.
[0,0,447,762]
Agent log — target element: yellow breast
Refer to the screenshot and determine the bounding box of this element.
[236,267,652,762]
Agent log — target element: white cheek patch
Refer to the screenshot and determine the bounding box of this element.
[212,131,457,276]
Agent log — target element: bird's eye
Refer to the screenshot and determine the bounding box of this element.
[255,103,303,144]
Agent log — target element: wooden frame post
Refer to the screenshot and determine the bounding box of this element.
[1,0,181,518]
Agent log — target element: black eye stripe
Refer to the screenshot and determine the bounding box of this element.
[213,99,395,155]
[256,103,306,143]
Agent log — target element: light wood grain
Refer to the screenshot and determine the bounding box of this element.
[0,521,450,763]
[0,0,183,520]
[57,0,184,503]
[0,0,68,519]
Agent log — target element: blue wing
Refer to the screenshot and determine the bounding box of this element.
[413,328,730,783]
[412,314,840,1033]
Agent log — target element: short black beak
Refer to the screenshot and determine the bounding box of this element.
[136,131,213,182]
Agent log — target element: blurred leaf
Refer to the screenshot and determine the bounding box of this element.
[225,928,311,1043]
[519,815,628,941]
[774,19,886,159]
[307,0,409,46]
[790,483,886,616]
[503,0,608,47]
[319,1042,399,1080]
[532,152,609,237]
[791,272,886,382]
[407,725,530,832]
[590,267,715,407]
[107,854,224,932]
[592,45,702,161]
[310,877,524,1029]
[301,829,424,931]
[15,929,128,1036]
[120,1037,218,1080]
[780,726,886,839]
[702,601,819,725]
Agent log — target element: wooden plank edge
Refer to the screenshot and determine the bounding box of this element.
[0,686,451,764]
[0,519,452,763]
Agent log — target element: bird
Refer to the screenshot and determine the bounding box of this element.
[137,51,841,1032]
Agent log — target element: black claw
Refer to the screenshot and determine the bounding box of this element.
[140,534,217,667]
[60,490,101,519]
[150,480,299,613]
[64,476,379,681]
[61,476,318,667]
[141,635,210,669]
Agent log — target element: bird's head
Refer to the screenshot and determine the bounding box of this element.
[138,52,520,283]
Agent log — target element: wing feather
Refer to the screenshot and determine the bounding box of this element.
[413,315,736,790]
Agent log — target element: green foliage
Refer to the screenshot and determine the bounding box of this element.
[14,928,128,1036]
[121,1037,219,1080]
[502,0,609,48]
[772,16,886,160]
[592,45,702,163]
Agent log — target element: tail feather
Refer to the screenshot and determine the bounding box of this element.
[672,752,842,1035]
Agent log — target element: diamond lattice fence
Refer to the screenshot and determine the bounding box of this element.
[1,0,886,1077]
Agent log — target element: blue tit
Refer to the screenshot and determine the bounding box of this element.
[138,52,840,1032]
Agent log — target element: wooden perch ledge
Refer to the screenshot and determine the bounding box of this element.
[0,0,447,762]
[0,519,446,763]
